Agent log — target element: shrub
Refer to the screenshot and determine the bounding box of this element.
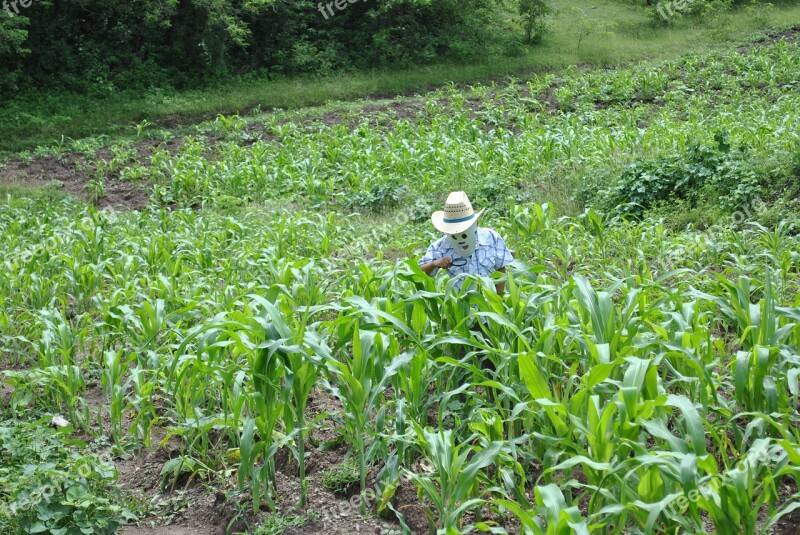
[347,179,407,213]
[593,136,760,218]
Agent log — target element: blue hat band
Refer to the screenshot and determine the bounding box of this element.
[443,213,476,224]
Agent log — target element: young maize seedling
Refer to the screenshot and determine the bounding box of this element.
[405,426,502,534]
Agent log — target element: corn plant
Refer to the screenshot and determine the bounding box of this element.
[322,322,412,508]
[251,296,324,507]
[404,426,502,534]
[102,349,135,444]
[495,484,589,535]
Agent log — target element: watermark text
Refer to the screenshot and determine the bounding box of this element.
[3,0,35,17]
[317,0,368,20]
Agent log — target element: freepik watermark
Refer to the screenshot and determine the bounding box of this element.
[703,194,768,235]
[664,194,768,264]
[662,445,780,519]
[3,0,34,17]
[343,197,432,259]
[0,454,115,519]
[655,0,697,21]
[316,483,382,529]
[317,0,368,20]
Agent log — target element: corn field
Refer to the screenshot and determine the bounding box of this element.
[2,31,800,535]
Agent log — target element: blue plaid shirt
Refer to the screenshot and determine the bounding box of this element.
[419,227,514,292]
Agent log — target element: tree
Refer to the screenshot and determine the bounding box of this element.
[0,14,29,91]
[519,0,552,44]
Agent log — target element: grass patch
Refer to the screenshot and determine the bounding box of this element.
[249,511,322,535]
[320,458,361,496]
[0,182,69,202]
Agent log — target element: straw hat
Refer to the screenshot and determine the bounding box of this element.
[431,191,485,234]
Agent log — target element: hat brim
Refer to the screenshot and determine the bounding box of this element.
[431,208,485,234]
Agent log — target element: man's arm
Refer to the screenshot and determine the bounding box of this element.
[495,267,506,295]
[420,257,453,275]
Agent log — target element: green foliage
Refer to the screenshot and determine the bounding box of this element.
[0,0,509,93]
[84,177,105,204]
[518,0,552,44]
[250,511,321,535]
[745,1,775,27]
[323,322,412,508]
[592,137,761,218]
[405,427,501,533]
[159,454,216,491]
[346,179,407,213]
[0,421,135,535]
[650,0,780,27]
[650,0,734,24]
[320,458,361,496]
[472,175,524,209]
[570,7,617,50]
[0,13,29,92]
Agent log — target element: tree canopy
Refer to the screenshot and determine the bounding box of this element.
[1,0,510,92]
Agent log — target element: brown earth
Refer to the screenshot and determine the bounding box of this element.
[0,137,188,210]
[115,437,227,535]
[112,388,408,535]
[0,152,151,211]
[770,478,800,535]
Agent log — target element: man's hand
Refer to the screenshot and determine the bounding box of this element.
[495,267,506,295]
[419,257,453,275]
[434,257,453,269]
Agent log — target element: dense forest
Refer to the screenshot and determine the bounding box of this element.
[0,0,513,92]
[0,0,772,93]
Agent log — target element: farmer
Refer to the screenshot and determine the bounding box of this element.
[419,191,513,294]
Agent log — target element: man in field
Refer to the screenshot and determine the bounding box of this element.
[419,191,513,294]
[419,191,513,380]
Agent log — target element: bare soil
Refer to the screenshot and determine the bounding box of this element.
[0,152,151,211]
[113,388,408,534]
[116,446,228,535]
[738,26,800,53]
[771,477,800,535]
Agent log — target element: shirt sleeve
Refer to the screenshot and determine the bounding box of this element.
[493,233,514,270]
[419,239,443,266]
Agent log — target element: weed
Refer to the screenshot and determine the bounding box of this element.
[321,458,361,496]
